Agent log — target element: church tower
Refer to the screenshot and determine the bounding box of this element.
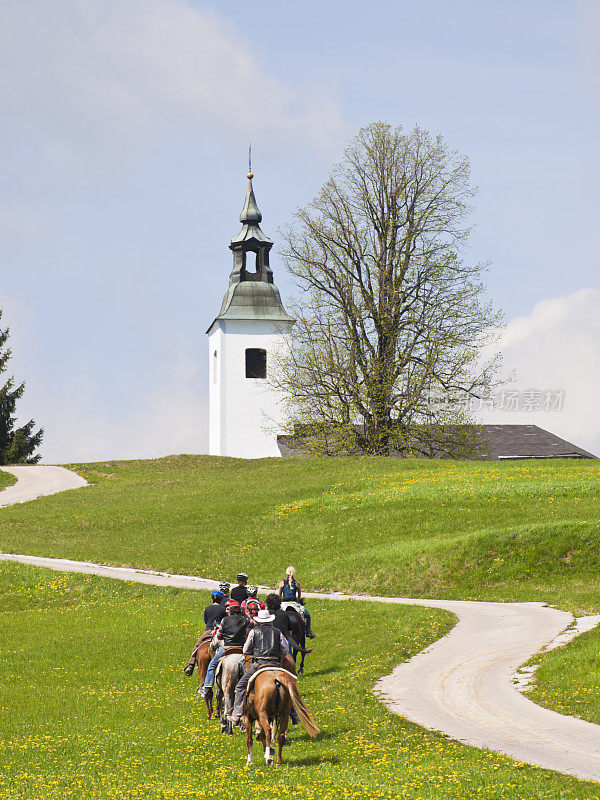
[207,170,294,458]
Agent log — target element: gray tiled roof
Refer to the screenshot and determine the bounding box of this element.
[277,424,597,460]
[478,424,596,460]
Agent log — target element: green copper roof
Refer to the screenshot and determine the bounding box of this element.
[230,174,272,245]
[206,171,294,333]
[206,282,294,333]
[240,175,262,224]
[230,223,273,246]
[216,282,294,323]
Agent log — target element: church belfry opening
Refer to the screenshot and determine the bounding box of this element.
[228,170,275,286]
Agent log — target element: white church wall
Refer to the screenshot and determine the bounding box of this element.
[208,324,224,455]
[208,318,291,458]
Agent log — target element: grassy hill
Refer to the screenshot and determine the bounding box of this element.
[2,455,600,797]
[0,455,599,610]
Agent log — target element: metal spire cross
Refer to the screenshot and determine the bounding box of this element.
[248,142,252,176]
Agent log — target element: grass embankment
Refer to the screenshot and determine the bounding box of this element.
[0,455,599,610]
[2,561,600,800]
[529,626,600,725]
[0,470,17,491]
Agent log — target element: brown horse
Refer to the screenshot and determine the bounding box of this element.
[243,669,319,767]
[195,638,214,719]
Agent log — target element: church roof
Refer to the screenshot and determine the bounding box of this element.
[229,173,273,246]
[477,424,596,460]
[207,170,293,333]
[215,282,294,324]
[239,173,262,224]
[277,424,597,460]
[229,223,273,246]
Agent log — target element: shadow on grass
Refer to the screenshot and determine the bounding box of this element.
[308,665,340,677]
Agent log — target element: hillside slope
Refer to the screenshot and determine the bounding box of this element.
[0,455,598,611]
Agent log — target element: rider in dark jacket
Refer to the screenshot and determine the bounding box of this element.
[228,609,290,724]
[183,590,225,676]
[266,593,292,640]
[198,600,248,696]
[230,573,249,604]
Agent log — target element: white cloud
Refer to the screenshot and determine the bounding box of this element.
[0,0,342,158]
[479,288,600,457]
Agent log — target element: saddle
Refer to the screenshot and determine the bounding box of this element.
[245,654,297,675]
[282,601,306,625]
[214,648,245,680]
[197,629,213,649]
[247,667,298,691]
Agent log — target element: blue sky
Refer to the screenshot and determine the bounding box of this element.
[1,0,599,461]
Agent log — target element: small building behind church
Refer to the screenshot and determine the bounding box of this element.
[277,424,596,460]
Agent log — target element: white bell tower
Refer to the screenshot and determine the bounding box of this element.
[207,170,294,458]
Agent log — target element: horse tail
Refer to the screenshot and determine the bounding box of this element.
[274,679,282,713]
[274,672,319,738]
[288,635,312,655]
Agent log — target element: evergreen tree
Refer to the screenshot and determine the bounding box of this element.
[0,312,43,464]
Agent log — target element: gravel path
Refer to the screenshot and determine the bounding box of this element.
[0,465,88,506]
[1,466,600,782]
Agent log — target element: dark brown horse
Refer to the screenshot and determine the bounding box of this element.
[195,636,214,719]
[243,669,319,767]
[285,607,310,675]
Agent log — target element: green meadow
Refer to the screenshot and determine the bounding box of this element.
[1,455,600,799]
[2,560,600,800]
[0,456,599,609]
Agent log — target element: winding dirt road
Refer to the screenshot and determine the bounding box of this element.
[0,465,88,506]
[1,466,600,782]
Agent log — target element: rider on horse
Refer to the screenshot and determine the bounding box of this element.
[230,573,249,604]
[265,593,292,640]
[197,599,249,697]
[183,589,226,676]
[228,608,294,727]
[241,585,265,622]
[218,582,231,604]
[277,567,316,639]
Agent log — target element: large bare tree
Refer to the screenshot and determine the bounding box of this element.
[272,123,502,457]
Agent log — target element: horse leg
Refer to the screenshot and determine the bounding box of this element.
[298,651,305,676]
[205,688,213,720]
[258,711,273,766]
[215,684,225,733]
[277,703,290,767]
[225,686,235,736]
[245,714,253,766]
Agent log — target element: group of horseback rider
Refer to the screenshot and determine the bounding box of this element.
[183,567,315,727]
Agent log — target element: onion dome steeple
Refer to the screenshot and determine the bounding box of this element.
[207,168,293,329]
[239,171,262,224]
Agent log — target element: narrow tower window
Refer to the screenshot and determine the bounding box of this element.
[245,348,267,379]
